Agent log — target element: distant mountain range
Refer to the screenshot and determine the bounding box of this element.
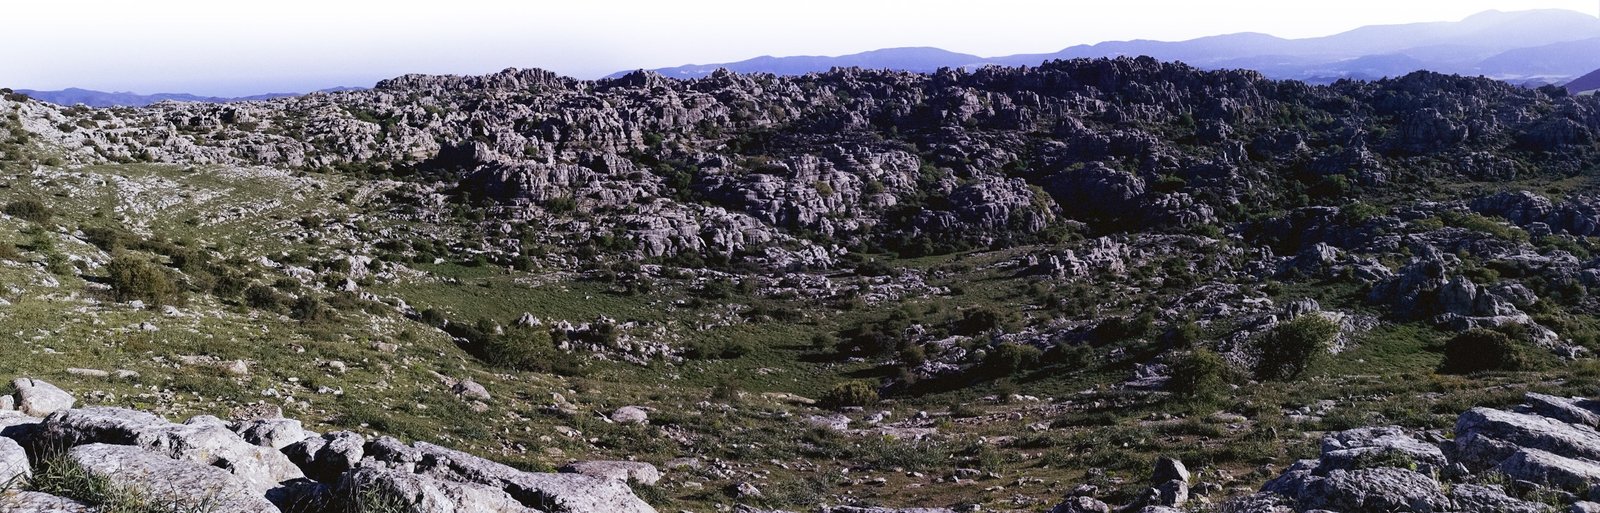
[13,87,363,108]
[16,9,1600,108]
[612,9,1600,86]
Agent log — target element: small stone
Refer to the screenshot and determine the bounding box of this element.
[65,368,109,378]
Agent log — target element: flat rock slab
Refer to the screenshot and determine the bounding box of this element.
[68,443,280,513]
[559,460,662,486]
[0,491,92,512]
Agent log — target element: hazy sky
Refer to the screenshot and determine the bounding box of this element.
[4,0,1596,96]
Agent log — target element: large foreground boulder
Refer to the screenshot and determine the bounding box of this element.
[67,443,280,513]
[40,407,305,492]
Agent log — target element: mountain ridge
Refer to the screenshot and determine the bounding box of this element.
[611,8,1600,84]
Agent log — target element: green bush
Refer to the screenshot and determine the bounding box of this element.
[983,343,1043,376]
[106,254,179,307]
[1168,348,1232,404]
[820,381,879,409]
[1254,315,1338,380]
[955,307,1017,336]
[4,199,51,223]
[1440,328,1531,374]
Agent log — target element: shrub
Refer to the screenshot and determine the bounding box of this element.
[106,254,179,307]
[1254,314,1338,380]
[3,199,50,223]
[243,284,287,312]
[290,296,336,323]
[1440,328,1531,374]
[955,307,1016,336]
[1168,348,1231,404]
[820,381,879,409]
[983,343,1043,376]
[1092,312,1155,343]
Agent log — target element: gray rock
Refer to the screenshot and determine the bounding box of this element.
[284,431,364,483]
[1524,392,1600,428]
[42,407,304,492]
[1216,492,1295,513]
[363,437,657,513]
[610,406,649,425]
[452,379,491,402]
[1456,407,1600,467]
[1572,501,1600,513]
[0,436,29,487]
[559,460,662,486]
[0,491,91,512]
[1298,467,1450,513]
[231,417,310,450]
[0,395,12,411]
[1320,426,1448,471]
[1154,479,1189,507]
[1050,496,1110,513]
[0,410,40,445]
[67,443,280,513]
[819,505,953,508]
[336,466,539,513]
[1497,447,1600,492]
[12,378,73,417]
[1151,456,1190,485]
[1449,483,1548,513]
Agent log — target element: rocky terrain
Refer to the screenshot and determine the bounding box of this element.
[5,57,1600,511]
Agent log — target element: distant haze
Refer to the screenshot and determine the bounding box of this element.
[4,0,1598,96]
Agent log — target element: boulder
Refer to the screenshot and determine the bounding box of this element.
[364,437,657,513]
[1320,426,1448,471]
[337,466,539,513]
[1448,483,1547,513]
[232,417,310,450]
[1050,496,1111,513]
[0,411,42,444]
[1281,467,1450,513]
[559,460,662,486]
[41,407,304,492]
[1496,447,1600,491]
[284,431,364,483]
[452,379,491,402]
[1456,407,1600,466]
[610,406,649,425]
[67,443,280,513]
[1151,456,1190,485]
[0,436,29,486]
[12,378,74,417]
[1524,393,1600,428]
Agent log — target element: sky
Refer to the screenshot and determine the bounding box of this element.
[3,0,1597,96]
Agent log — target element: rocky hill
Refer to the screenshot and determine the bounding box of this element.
[4,58,1600,512]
